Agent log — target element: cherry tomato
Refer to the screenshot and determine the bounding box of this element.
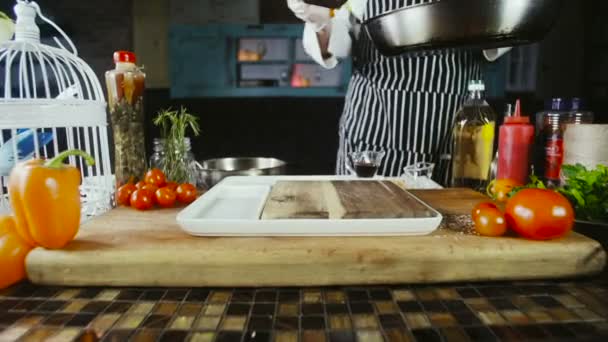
[135,181,147,189]
[505,189,574,240]
[116,183,137,206]
[145,168,167,188]
[130,189,155,211]
[473,206,507,237]
[165,181,179,192]
[487,179,522,202]
[472,202,498,222]
[141,183,159,194]
[176,183,197,204]
[0,216,33,289]
[155,188,177,208]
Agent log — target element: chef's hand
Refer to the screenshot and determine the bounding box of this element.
[287,0,332,32]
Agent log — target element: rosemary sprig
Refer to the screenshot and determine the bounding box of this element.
[153,107,201,183]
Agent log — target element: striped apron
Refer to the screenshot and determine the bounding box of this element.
[336,0,482,185]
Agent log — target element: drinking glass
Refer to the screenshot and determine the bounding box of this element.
[346,151,386,178]
[402,162,436,188]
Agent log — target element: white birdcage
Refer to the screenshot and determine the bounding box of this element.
[0,1,113,217]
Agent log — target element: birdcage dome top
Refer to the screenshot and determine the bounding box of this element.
[0,0,106,129]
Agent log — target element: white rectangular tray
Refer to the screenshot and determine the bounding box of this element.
[177,176,443,236]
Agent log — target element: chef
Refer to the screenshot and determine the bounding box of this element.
[287,0,510,185]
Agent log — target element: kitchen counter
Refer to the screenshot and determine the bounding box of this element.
[1,279,607,342]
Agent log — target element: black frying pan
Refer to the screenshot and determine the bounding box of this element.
[303,0,348,8]
[305,0,562,56]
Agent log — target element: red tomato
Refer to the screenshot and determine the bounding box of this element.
[145,168,167,188]
[472,202,498,222]
[505,189,574,240]
[155,188,177,208]
[473,206,507,237]
[141,183,159,194]
[130,189,155,211]
[487,179,522,202]
[135,181,147,190]
[116,183,137,206]
[176,183,197,204]
[165,181,179,192]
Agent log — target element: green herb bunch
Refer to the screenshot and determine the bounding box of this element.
[153,107,201,183]
[559,164,608,222]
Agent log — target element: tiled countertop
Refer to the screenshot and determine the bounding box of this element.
[1,279,607,342]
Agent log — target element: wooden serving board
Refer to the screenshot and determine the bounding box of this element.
[26,189,606,287]
[261,181,434,219]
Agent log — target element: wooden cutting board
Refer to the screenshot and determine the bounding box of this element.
[26,189,606,287]
[261,181,435,219]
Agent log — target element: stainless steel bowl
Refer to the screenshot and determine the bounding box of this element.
[365,0,562,56]
[198,157,287,187]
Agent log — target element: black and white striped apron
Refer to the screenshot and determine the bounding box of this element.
[336,0,482,185]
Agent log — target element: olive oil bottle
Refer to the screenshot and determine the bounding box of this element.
[451,81,496,191]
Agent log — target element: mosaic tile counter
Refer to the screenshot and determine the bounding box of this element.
[1,279,607,342]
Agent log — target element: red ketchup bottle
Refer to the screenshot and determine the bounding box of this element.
[497,100,535,184]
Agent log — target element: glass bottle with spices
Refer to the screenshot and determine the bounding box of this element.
[451,80,496,191]
[542,112,566,187]
[540,98,594,187]
[105,51,146,186]
[533,98,566,180]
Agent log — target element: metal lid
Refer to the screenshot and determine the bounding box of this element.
[468,80,485,92]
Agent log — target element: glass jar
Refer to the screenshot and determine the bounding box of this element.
[150,138,199,186]
[568,98,594,124]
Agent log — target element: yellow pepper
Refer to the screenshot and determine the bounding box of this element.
[8,150,94,249]
[0,216,32,289]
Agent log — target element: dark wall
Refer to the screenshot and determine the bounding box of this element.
[145,91,344,175]
[584,0,608,123]
[0,0,133,81]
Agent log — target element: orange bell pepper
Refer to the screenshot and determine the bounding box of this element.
[0,216,33,289]
[8,150,94,249]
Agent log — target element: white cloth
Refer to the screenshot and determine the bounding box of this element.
[287,0,332,32]
[483,47,513,62]
[302,0,512,69]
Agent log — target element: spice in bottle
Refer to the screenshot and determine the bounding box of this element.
[543,113,566,187]
[105,51,146,186]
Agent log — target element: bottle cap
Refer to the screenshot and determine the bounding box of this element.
[467,80,485,92]
[504,103,513,117]
[549,98,567,111]
[113,51,136,64]
[570,98,582,111]
[504,99,530,124]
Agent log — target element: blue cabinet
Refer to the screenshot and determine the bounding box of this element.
[170,24,352,98]
[171,26,229,92]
